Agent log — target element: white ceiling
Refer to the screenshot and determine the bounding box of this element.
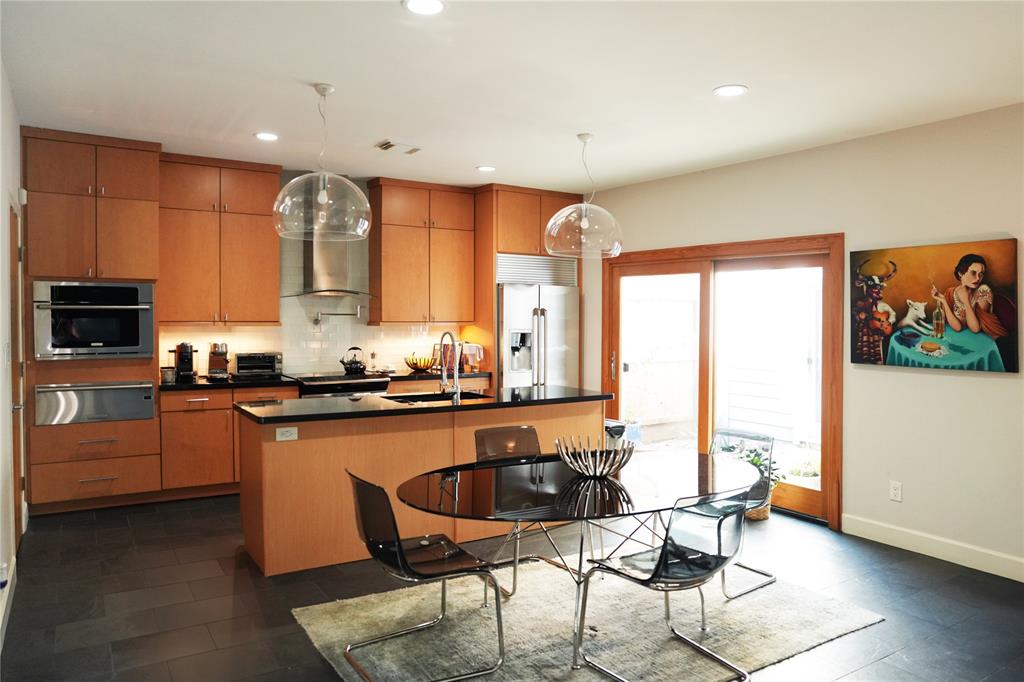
[3,1,1022,193]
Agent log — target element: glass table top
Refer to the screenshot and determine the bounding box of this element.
[397,450,760,523]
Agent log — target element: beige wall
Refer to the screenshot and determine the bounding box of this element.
[584,104,1024,579]
[0,56,23,641]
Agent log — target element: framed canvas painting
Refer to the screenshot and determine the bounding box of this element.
[850,238,1018,373]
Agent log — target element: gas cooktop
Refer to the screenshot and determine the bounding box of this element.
[284,372,391,384]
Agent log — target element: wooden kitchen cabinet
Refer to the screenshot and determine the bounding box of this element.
[161,408,234,489]
[429,190,474,230]
[220,214,280,322]
[220,168,279,215]
[26,192,96,278]
[30,455,161,504]
[429,228,474,322]
[381,185,430,227]
[97,147,160,201]
[159,161,221,211]
[379,225,431,322]
[496,190,541,255]
[24,138,95,196]
[96,198,159,279]
[158,208,221,322]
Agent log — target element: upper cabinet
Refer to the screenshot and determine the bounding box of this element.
[429,190,474,230]
[23,129,161,280]
[159,162,220,211]
[496,190,541,255]
[220,168,279,215]
[367,178,475,324]
[159,161,278,215]
[96,147,160,201]
[25,138,95,196]
[157,154,283,324]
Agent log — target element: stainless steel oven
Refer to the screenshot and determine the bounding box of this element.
[35,381,155,425]
[33,281,154,360]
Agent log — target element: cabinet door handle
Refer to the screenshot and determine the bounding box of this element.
[87,267,93,277]
[224,312,229,322]
[185,397,210,403]
[255,395,275,400]
[223,203,228,212]
[100,186,105,195]
[213,312,218,322]
[87,185,93,195]
[212,202,217,211]
[79,475,118,483]
[78,438,118,445]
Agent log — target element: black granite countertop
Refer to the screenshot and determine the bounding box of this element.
[234,385,611,424]
[159,376,299,392]
[387,370,490,382]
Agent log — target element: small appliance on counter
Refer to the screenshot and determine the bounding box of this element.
[286,372,391,398]
[341,347,366,375]
[173,343,196,384]
[207,342,229,382]
[233,352,283,380]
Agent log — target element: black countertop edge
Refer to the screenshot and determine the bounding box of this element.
[159,377,299,391]
[387,370,491,382]
[235,387,612,425]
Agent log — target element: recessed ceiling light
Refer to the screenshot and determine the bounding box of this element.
[403,0,445,16]
[254,131,279,141]
[476,165,496,173]
[713,84,748,97]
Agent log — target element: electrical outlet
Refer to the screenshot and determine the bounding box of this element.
[888,480,903,502]
[276,426,299,442]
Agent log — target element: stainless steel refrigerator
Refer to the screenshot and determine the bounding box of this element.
[498,284,579,390]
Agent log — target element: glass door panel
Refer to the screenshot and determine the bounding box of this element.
[619,273,702,454]
[713,261,825,517]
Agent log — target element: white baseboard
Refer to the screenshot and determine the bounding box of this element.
[843,513,1024,582]
[0,556,17,660]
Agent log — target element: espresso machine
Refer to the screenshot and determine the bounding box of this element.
[173,342,196,384]
[207,342,229,382]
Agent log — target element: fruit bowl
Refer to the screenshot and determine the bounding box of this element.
[404,354,435,372]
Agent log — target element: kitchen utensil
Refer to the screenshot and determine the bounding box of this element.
[341,346,366,375]
[404,354,434,372]
[554,435,634,477]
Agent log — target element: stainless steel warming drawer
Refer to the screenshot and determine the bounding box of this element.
[34,381,156,426]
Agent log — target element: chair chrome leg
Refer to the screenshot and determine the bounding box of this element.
[344,574,505,682]
[668,622,749,681]
[720,561,776,600]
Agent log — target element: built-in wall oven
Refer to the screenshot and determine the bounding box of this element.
[33,281,154,360]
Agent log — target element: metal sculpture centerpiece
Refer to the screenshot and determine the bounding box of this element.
[555,435,634,478]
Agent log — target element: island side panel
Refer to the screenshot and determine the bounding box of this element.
[451,400,605,543]
[238,416,266,570]
[242,412,454,575]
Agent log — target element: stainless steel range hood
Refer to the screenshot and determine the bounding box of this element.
[279,171,371,298]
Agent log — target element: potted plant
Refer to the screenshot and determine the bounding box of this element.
[719,442,784,520]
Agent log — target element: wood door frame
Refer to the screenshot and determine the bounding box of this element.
[603,233,845,530]
[9,205,24,548]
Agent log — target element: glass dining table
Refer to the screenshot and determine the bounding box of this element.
[397,448,760,669]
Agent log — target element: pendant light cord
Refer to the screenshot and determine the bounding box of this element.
[318,93,328,172]
[581,138,596,204]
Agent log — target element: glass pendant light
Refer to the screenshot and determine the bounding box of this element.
[273,83,371,241]
[544,133,622,259]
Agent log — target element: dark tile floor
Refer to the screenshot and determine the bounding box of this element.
[1,495,1021,681]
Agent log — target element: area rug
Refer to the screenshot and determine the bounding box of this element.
[293,560,883,681]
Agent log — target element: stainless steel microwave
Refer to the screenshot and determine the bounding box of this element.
[33,281,154,360]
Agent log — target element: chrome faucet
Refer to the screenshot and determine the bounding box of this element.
[438,331,463,396]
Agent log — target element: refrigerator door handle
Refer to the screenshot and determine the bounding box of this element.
[539,308,548,385]
[536,307,544,385]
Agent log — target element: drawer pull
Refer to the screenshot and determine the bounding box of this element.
[79,475,119,483]
[185,398,210,403]
[78,438,118,445]
[255,395,275,400]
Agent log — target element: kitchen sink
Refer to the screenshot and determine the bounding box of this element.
[383,391,492,404]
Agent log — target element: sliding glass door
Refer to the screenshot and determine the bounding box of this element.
[604,235,844,527]
[713,256,826,517]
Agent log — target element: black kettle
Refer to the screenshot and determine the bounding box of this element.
[341,346,366,375]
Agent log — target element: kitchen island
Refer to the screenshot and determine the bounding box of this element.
[235,386,610,575]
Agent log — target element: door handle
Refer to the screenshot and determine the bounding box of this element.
[185,397,209,403]
[78,438,118,445]
[539,308,548,386]
[531,308,540,385]
[79,475,118,483]
[611,351,616,382]
[11,404,23,412]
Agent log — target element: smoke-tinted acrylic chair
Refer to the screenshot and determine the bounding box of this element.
[574,488,752,681]
[345,471,505,681]
[702,428,777,600]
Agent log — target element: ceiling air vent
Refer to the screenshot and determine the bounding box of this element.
[375,139,421,155]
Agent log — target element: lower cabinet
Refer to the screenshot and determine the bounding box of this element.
[161,409,234,489]
[30,455,162,504]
